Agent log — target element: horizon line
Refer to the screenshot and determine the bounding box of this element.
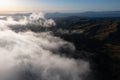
[0,10,120,14]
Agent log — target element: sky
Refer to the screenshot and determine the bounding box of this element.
[0,0,120,13]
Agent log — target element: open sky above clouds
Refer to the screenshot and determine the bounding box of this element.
[0,0,120,13]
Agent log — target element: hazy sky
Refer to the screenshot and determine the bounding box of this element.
[0,0,120,12]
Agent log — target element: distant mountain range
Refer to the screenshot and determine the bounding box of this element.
[45,11,120,18]
[0,11,120,18]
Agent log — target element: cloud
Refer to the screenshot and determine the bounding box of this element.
[0,12,90,80]
[0,12,56,31]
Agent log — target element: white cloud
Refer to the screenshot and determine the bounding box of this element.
[0,12,90,80]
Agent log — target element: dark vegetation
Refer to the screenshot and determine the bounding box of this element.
[52,17,120,80]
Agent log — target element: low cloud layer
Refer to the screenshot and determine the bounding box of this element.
[0,12,90,80]
[0,12,56,31]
